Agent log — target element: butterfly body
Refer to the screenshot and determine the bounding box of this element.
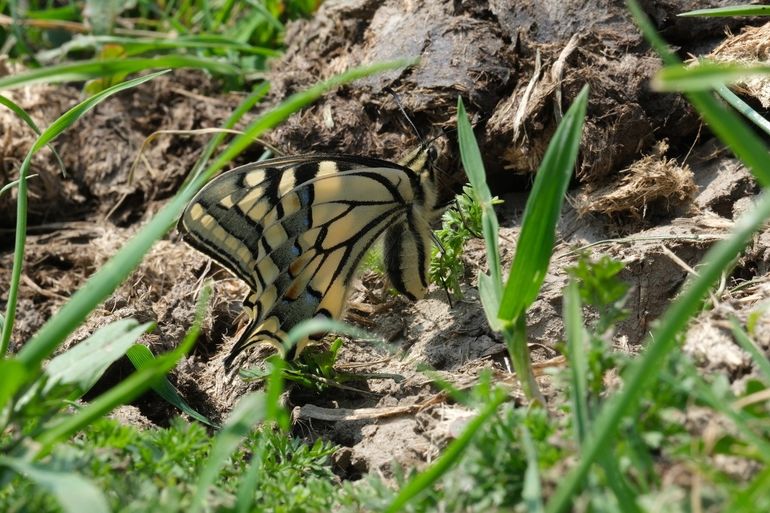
[179,147,442,365]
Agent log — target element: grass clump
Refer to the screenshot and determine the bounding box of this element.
[1,416,339,513]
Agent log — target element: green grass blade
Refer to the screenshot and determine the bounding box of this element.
[548,188,770,512]
[190,392,266,513]
[282,317,378,355]
[0,456,109,513]
[1,70,169,360]
[456,97,503,329]
[125,344,217,427]
[679,5,770,17]
[0,94,43,135]
[0,360,27,411]
[725,465,770,512]
[203,59,416,176]
[655,62,770,92]
[687,366,770,461]
[504,316,543,401]
[521,425,545,513]
[383,388,507,513]
[564,281,589,444]
[36,34,281,63]
[0,56,240,91]
[498,85,588,323]
[0,175,38,197]
[234,438,267,513]
[597,452,641,512]
[717,84,770,137]
[730,318,770,384]
[542,16,770,502]
[16,61,408,371]
[630,0,770,188]
[185,81,270,185]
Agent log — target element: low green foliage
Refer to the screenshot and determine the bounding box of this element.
[1,416,338,513]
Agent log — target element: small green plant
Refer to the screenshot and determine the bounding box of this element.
[565,254,630,402]
[430,185,500,298]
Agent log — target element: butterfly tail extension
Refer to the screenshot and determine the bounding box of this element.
[224,319,287,369]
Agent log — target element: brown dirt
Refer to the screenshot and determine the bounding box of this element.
[2,0,769,485]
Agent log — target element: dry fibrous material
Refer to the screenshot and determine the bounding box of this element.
[576,142,696,218]
[710,22,770,108]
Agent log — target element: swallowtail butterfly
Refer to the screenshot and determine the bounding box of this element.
[179,143,443,366]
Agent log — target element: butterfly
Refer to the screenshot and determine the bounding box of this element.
[178,143,444,367]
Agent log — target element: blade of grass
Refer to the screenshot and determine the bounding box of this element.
[564,281,589,444]
[654,62,770,92]
[383,387,507,513]
[685,363,770,461]
[546,5,770,509]
[547,188,770,512]
[185,81,270,185]
[125,344,217,427]
[0,56,240,90]
[0,70,169,359]
[0,360,27,411]
[641,5,770,188]
[190,392,266,513]
[565,279,642,509]
[202,58,417,179]
[498,85,588,323]
[679,5,770,17]
[725,465,770,512]
[521,425,545,513]
[456,97,503,330]
[42,319,154,394]
[36,34,280,63]
[234,437,267,513]
[716,84,770,137]
[0,93,66,173]
[0,175,38,197]
[0,94,42,135]
[503,85,588,401]
[15,60,413,371]
[730,318,770,384]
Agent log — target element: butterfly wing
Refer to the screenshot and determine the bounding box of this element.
[179,155,425,364]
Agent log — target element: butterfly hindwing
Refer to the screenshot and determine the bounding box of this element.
[383,212,433,301]
[179,152,440,364]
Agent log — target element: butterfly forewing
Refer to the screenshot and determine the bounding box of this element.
[179,152,440,364]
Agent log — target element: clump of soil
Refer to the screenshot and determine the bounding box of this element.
[1,0,768,483]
